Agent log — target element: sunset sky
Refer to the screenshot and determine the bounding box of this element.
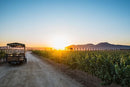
[0,0,130,47]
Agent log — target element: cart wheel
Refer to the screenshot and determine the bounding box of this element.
[24,58,27,63]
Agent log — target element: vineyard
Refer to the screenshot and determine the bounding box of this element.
[32,50,130,87]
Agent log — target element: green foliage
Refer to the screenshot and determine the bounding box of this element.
[33,50,130,86]
[0,51,5,59]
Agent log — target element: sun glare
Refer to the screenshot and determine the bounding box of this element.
[51,36,69,50]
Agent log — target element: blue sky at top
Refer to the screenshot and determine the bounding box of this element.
[0,0,130,46]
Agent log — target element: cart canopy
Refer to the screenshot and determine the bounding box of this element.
[7,43,25,47]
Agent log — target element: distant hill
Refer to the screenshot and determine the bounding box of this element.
[66,42,130,50]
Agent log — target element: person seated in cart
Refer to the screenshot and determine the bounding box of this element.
[6,42,27,64]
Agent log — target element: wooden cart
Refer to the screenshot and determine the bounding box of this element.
[6,42,27,64]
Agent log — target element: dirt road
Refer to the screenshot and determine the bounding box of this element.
[0,52,83,87]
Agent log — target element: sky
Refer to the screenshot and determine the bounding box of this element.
[0,0,130,47]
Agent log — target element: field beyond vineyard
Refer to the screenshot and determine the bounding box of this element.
[32,50,130,87]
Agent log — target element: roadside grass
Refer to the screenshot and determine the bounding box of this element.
[0,51,6,63]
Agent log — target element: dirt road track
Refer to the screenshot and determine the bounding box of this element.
[0,52,83,87]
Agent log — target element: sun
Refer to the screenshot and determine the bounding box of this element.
[51,36,69,50]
